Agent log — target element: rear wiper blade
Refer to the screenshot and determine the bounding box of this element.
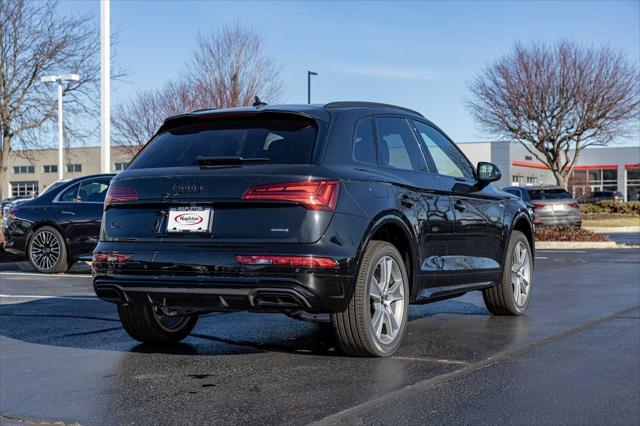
[196,156,270,167]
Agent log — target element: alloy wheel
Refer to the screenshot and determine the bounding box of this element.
[369,255,405,345]
[30,230,61,271]
[511,241,531,307]
[152,308,191,332]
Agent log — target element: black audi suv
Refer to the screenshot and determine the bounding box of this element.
[93,102,534,357]
[3,174,115,273]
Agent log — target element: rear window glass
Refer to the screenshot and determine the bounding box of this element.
[527,189,573,200]
[129,115,317,169]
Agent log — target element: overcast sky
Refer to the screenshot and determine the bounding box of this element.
[59,0,640,145]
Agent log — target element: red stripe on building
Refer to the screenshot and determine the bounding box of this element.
[512,161,618,170]
[625,163,640,169]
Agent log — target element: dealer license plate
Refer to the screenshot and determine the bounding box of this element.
[167,207,213,233]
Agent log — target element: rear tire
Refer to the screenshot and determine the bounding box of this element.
[331,240,409,357]
[118,304,198,344]
[483,230,533,315]
[27,226,68,274]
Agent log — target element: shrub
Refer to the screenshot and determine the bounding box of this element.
[535,226,609,242]
[580,201,640,216]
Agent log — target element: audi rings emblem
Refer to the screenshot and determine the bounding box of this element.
[172,182,202,194]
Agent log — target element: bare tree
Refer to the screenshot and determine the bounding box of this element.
[0,0,103,198]
[467,41,639,188]
[112,24,282,154]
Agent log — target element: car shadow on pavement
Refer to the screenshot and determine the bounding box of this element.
[0,297,489,357]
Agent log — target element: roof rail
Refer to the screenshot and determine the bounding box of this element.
[323,101,423,117]
[191,108,216,113]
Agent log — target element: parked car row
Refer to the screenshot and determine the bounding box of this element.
[2,174,114,272]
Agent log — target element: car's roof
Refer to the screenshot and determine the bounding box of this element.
[161,101,424,130]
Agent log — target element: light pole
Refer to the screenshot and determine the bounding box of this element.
[307,71,318,104]
[100,0,110,174]
[41,74,80,180]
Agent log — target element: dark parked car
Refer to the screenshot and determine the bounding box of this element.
[93,102,534,357]
[3,174,115,273]
[582,190,624,203]
[503,186,581,227]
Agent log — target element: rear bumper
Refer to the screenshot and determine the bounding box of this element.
[534,212,582,227]
[92,241,358,313]
[93,274,351,313]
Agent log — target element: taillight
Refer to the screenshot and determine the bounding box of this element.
[92,252,132,263]
[532,204,545,209]
[568,202,580,208]
[105,182,138,206]
[235,255,338,269]
[242,180,339,211]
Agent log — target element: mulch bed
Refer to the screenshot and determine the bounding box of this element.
[535,226,609,242]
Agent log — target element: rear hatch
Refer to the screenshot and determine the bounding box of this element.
[103,112,337,244]
[528,188,580,215]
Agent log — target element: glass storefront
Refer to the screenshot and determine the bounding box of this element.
[627,168,640,201]
[570,168,619,199]
[10,181,39,197]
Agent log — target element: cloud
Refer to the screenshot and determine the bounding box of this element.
[342,64,438,81]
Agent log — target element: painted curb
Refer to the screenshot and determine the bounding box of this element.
[536,241,620,249]
[584,226,640,234]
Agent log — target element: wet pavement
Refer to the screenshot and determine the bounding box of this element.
[0,249,639,425]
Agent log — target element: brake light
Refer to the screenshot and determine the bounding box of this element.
[105,183,138,206]
[235,255,338,269]
[92,252,132,263]
[242,180,339,211]
[532,204,546,209]
[568,202,580,208]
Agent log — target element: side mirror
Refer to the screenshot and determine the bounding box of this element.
[477,162,502,183]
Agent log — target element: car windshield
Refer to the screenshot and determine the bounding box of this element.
[528,189,573,200]
[128,114,318,169]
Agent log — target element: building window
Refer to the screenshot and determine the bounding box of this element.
[570,168,619,200]
[627,168,640,201]
[526,176,538,185]
[512,175,524,185]
[10,181,38,197]
[113,162,127,171]
[67,164,82,173]
[13,165,35,174]
[43,164,58,174]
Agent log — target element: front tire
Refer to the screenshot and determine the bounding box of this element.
[118,304,198,344]
[483,230,533,315]
[27,226,69,273]
[331,240,409,357]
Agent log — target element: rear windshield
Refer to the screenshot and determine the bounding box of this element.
[527,189,573,200]
[129,115,317,169]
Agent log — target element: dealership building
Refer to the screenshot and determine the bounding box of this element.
[458,142,640,201]
[3,141,640,201]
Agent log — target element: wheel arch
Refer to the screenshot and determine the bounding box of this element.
[355,212,420,301]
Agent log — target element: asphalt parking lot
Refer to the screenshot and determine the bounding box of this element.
[1,249,639,425]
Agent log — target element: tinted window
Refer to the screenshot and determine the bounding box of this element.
[375,117,425,172]
[78,179,111,203]
[411,121,474,179]
[353,118,376,165]
[129,115,317,169]
[527,189,573,200]
[60,184,79,202]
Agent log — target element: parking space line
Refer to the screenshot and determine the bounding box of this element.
[0,294,96,300]
[537,250,587,253]
[535,256,548,260]
[0,272,91,278]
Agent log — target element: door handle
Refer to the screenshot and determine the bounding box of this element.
[454,200,466,212]
[61,210,76,216]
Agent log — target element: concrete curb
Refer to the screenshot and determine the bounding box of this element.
[584,226,640,234]
[0,261,32,272]
[536,241,621,249]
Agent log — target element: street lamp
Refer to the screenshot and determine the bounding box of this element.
[307,71,318,104]
[41,74,80,180]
